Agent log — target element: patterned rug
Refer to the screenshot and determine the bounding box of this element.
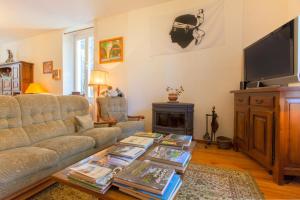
[30,164,263,200]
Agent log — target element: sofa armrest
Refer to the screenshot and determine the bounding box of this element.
[128,115,145,121]
[94,120,117,128]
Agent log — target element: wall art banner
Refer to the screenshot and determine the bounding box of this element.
[150,0,224,56]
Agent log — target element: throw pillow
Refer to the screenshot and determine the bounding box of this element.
[75,114,94,132]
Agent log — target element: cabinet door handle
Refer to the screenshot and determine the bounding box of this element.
[238,99,244,103]
[255,99,264,104]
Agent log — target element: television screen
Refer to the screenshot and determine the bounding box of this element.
[244,20,294,82]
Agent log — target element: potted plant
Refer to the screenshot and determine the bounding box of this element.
[166,86,184,103]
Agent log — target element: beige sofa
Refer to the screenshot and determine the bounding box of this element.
[0,94,121,199]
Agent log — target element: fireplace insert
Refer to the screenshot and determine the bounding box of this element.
[152,103,194,136]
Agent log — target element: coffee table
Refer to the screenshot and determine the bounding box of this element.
[52,141,195,200]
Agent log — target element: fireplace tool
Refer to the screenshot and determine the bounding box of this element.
[203,106,219,147]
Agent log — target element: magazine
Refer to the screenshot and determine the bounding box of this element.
[161,134,192,148]
[115,174,182,200]
[107,155,135,166]
[134,132,163,141]
[108,145,145,159]
[147,146,191,167]
[163,134,192,143]
[114,160,175,195]
[120,136,154,149]
[69,163,112,183]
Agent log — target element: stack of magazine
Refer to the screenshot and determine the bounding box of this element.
[68,162,114,194]
[120,136,154,149]
[134,132,163,142]
[146,146,191,173]
[107,145,146,166]
[114,160,182,200]
[160,134,192,149]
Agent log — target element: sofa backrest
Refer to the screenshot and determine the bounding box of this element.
[57,95,90,133]
[96,97,128,122]
[0,96,31,151]
[15,94,67,143]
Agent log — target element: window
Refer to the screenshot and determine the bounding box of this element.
[74,30,94,99]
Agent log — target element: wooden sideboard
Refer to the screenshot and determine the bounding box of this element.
[0,61,33,95]
[231,86,300,184]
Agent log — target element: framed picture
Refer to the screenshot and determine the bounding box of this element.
[43,61,53,74]
[52,69,61,80]
[99,37,123,64]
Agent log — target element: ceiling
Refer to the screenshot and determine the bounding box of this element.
[0,0,171,44]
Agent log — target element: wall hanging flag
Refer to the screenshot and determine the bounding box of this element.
[150,0,224,56]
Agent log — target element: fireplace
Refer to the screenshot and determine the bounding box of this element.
[152,103,194,136]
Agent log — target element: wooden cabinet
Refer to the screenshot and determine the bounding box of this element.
[234,105,249,152]
[232,87,300,184]
[0,61,33,95]
[249,109,273,170]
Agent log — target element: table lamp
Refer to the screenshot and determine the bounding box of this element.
[88,70,109,96]
[25,83,48,94]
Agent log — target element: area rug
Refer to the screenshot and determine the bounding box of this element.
[30,164,263,200]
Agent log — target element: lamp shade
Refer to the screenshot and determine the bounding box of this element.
[25,83,48,94]
[89,70,108,86]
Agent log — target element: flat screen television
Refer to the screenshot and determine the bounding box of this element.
[244,16,300,86]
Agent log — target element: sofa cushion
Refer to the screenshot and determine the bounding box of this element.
[58,96,90,134]
[15,94,67,143]
[116,121,145,140]
[75,114,94,132]
[82,127,121,148]
[97,97,128,122]
[0,147,59,184]
[0,96,30,151]
[33,136,95,160]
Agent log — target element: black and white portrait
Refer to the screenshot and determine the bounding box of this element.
[170,9,206,49]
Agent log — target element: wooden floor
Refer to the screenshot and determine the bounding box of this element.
[192,143,300,199]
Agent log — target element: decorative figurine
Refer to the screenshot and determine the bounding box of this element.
[203,106,219,147]
[5,49,14,63]
[101,86,124,97]
[166,86,184,102]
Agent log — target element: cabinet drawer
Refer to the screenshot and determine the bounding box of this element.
[250,96,274,107]
[235,95,249,106]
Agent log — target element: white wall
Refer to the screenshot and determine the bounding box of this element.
[243,0,289,47]
[0,30,63,94]
[95,0,244,139]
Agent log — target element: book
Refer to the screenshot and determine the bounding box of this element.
[163,134,192,143]
[161,134,192,148]
[108,145,145,159]
[69,163,112,184]
[69,170,113,186]
[147,146,191,167]
[114,160,175,195]
[120,136,154,149]
[159,141,185,149]
[115,174,182,200]
[69,176,111,194]
[148,157,191,174]
[107,155,134,166]
[134,132,163,142]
